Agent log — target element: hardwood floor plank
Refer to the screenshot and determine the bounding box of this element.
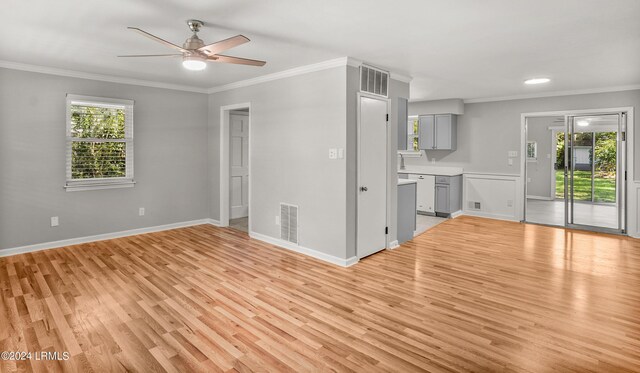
[1,216,640,372]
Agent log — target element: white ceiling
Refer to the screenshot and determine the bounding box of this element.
[1,0,639,101]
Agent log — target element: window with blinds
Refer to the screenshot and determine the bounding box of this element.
[65,94,134,191]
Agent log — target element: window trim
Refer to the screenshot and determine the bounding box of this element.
[65,94,135,192]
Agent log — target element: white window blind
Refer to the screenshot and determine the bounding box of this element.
[65,94,135,191]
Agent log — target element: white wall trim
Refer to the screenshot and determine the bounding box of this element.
[464,85,640,104]
[388,240,400,249]
[0,60,209,94]
[0,219,214,258]
[207,57,412,94]
[208,57,352,94]
[463,173,522,221]
[249,231,358,267]
[0,57,411,96]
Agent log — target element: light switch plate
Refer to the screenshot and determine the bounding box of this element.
[508,159,514,166]
[337,148,344,159]
[508,151,518,157]
[51,216,59,227]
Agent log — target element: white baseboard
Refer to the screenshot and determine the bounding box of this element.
[526,195,554,201]
[451,210,464,218]
[206,218,222,226]
[388,240,400,249]
[0,219,213,258]
[248,231,358,267]
[461,210,520,222]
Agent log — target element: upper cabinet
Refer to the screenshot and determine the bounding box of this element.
[419,114,457,151]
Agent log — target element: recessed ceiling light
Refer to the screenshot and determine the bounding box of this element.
[524,78,550,85]
[576,120,589,127]
[182,55,207,71]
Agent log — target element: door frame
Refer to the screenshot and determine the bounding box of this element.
[520,107,635,234]
[219,102,252,229]
[356,92,391,258]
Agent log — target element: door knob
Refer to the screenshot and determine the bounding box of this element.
[360,186,368,192]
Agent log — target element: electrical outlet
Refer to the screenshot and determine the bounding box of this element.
[275,215,280,225]
[328,148,337,159]
[337,148,344,159]
[139,207,145,216]
[50,216,59,227]
[508,158,514,166]
[507,200,513,207]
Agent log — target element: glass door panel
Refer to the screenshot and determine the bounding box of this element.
[566,114,622,231]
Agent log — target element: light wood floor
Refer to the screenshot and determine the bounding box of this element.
[1,216,639,372]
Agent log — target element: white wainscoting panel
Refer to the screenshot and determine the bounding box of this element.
[463,173,522,221]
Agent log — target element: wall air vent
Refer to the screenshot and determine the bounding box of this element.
[360,65,389,97]
[280,203,299,245]
[468,201,481,210]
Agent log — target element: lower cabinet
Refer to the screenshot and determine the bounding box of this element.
[408,174,435,214]
[397,182,417,244]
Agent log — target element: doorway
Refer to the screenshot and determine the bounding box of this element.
[220,103,251,232]
[357,94,389,258]
[524,110,628,234]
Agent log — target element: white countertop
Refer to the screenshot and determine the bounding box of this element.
[398,179,417,186]
[398,166,464,176]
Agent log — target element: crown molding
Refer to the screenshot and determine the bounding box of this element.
[463,84,640,104]
[0,57,412,96]
[207,56,411,94]
[0,60,209,94]
[207,57,352,94]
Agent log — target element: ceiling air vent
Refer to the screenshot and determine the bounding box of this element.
[360,65,389,97]
[280,203,299,245]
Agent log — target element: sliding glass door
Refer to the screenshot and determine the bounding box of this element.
[565,113,626,233]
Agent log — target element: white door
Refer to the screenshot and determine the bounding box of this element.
[230,112,249,219]
[357,96,388,258]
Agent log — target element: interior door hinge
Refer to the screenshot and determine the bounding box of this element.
[621,132,626,141]
[386,114,389,122]
[385,226,388,235]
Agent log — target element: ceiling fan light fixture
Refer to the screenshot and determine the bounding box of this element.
[182,55,206,71]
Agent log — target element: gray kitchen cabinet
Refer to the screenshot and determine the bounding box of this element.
[397,181,417,244]
[434,175,462,215]
[397,97,408,151]
[419,114,457,151]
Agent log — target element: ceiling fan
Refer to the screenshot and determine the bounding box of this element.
[119,20,266,71]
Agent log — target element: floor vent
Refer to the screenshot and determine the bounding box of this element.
[280,203,299,244]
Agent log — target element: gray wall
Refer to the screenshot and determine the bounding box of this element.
[345,66,410,254]
[0,68,209,250]
[208,66,349,259]
[406,90,639,179]
[526,117,556,199]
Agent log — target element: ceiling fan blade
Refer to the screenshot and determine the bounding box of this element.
[118,54,182,57]
[127,27,187,52]
[208,54,266,66]
[198,35,250,56]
